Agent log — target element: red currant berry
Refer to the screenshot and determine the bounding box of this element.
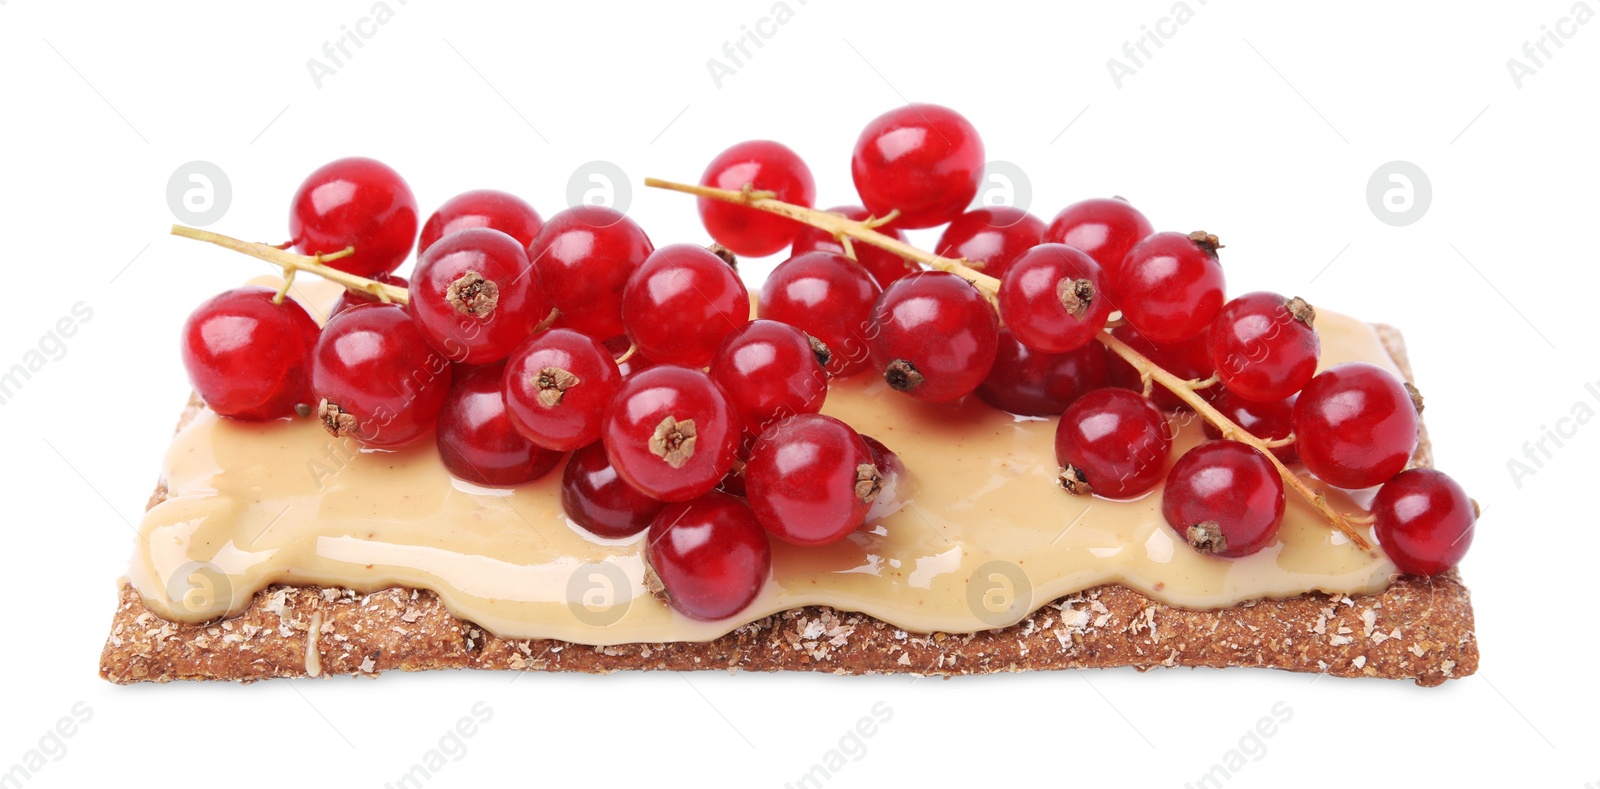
[330,274,408,317]
[708,320,828,435]
[529,206,654,339]
[1044,197,1153,283]
[868,271,999,403]
[1056,388,1172,499]
[409,228,548,365]
[1373,468,1476,576]
[998,243,1112,353]
[744,414,880,546]
[621,243,750,368]
[561,441,664,539]
[419,189,543,255]
[1208,292,1320,402]
[1118,231,1226,344]
[759,251,882,377]
[1203,388,1299,465]
[289,157,417,277]
[790,206,916,288]
[851,104,985,228]
[1108,323,1215,412]
[1293,363,1420,489]
[936,206,1046,279]
[698,140,815,257]
[1162,441,1285,558]
[312,303,452,449]
[601,366,740,502]
[181,286,320,420]
[436,362,564,487]
[976,328,1110,417]
[646,491,771,621]
[503,329,623,451]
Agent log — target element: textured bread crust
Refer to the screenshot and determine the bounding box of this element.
[99,325,1478,686]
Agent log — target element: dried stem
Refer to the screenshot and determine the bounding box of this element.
[647,177,1373,550]
[170,225,410,304]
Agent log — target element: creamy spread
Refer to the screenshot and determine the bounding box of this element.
[128,281,1399,644]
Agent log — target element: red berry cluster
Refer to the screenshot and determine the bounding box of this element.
[177,105,1476,624]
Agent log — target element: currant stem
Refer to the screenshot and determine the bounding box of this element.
[170,225,410,305]
[648,177,1374,551]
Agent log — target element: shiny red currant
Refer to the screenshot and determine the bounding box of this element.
[790,206,916,288]
[1162,441,1285,558]
[1202,388,1299,465]
[997,243,1112,353]
[289,157,417,277]
[419,189,543,255]
[1107,323,1215,411]
[1208,292,1320,402]
[1372,468,1476,576]
[436,362,564,487]
[601,366,740,502]
[1044,197,1153,281]
[1118,231,1226,344]
[621,244,750,368]
[312,303,452,449]
[181,286,320,420]
[503,329,622,451]
[561,441,665,539]
[1056,388,1172,499]
[744,414,880,546]
[851,104,984,228]
[935,206,1046,279]
[976,328,1110,417]
[698,140,815,257]
[409,228,548,365]
[646,492,771,620]
[868,271,998,403]
[759,251,882,377]
[1293,362,1420,489]
[708,320,828,435]
[529,206,654,339]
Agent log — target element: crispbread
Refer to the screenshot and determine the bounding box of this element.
[99,325,1478,686]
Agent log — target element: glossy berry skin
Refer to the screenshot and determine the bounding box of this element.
[561,442,664,539]
[851,104,985,229]
[1107,324,1214,412]
[409,228,548,365]
[289,157,418,277]
[708,320,828,435]
[1293,362,1419,489]
[868,271,999,403]
[935,206,1046,279]
[181,286,320,420]
[1118,231,1226,344]
[791,206,916,288]
[601,366,740,502]
[1162,441,1285,559]
[436,363,564,487]
[1203,389,1299,465]
[1208,292,1320,403]
[419,189,543,255]
[529,206,654,340]
[1055,388,1171,500]
[1373,468,1475,576]
[621,244,750,368]
[744,414,878,546]
[646,492,771,621]
[976,329,1110,417]
[759,251,882,377]
[503,329,622,451]
[1044,197,1153,281]
[311,303,452,449]
[998,243,1112,353]
[330,274,408,317]
[698,140,815,257]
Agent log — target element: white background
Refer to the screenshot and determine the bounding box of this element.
[1,1,1595,786]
